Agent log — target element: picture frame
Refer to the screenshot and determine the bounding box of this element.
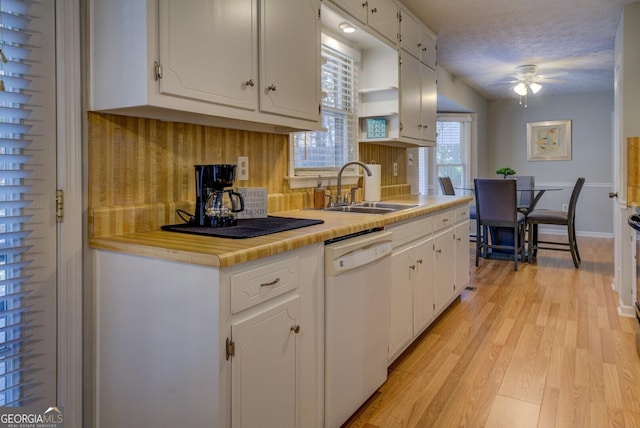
[527,120,572,161]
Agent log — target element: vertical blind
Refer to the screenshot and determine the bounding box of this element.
[293,42,358,169]
[0,0,36,406]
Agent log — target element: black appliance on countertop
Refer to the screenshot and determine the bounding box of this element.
[162,164,324,239]
[194,164,244,227]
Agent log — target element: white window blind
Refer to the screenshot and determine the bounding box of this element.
[292,40,358,170]
[0,0,47,406]
[436,116,471,192]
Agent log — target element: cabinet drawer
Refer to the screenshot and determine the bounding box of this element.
[388,215,434,248]
[434,209,454,231]
[231,256,299,314]
[455,204,472,223]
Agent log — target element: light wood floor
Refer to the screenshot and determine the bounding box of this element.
[346,236,640,427]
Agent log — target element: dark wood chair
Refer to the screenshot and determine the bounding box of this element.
[527,177,586,268]
[474,178,526,271]
[514,175,535,216]
[439,176,477,241]
[438,176,456,195]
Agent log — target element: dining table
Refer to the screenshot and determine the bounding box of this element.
[456,184,562,260]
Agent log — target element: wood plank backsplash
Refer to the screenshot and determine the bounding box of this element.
[88,112,410,236]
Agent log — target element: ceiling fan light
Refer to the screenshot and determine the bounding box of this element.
[513,82,527,96]
[529,82,542,94]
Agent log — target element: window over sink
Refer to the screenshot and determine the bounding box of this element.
[289,34,359,182]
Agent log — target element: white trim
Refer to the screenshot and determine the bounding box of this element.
[286,174,361,190]
[535,181,612,188]
[56,0,83,426]
[538,229,614,239]
[618,302,635,318]
[437,113,472,122]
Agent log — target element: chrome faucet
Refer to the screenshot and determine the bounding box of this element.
[335,161,372,205]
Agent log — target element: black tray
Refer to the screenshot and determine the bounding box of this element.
[161,216,324,239]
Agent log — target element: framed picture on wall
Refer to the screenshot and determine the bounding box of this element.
[527,120,572,161]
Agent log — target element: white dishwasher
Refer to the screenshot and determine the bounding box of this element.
[324,229,393,428]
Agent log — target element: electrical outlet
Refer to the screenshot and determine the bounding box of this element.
[407,153,414,167]
[238,156,249,180]
[393,162,398,176]
[562,203,568,212]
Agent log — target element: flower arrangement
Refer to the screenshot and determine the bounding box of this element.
[495,167,516,178]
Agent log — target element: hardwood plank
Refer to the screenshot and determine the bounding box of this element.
[484,395,540,428]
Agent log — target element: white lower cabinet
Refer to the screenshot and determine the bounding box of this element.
[231,296,300,428]
[433,227,455,315]
[412,236,436,335]
[454,220,471,292]
[389,245,416,360]
[94,243,323,428]
[387,205,468,363]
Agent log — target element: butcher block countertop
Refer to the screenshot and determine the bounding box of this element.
[89,195,472,268]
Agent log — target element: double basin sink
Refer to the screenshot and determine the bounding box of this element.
[324,202,418,215]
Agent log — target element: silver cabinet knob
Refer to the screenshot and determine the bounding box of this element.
[290,325,300,334]
[267,84,277,91]
[244,79,255,87]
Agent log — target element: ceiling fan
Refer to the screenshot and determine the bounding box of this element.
[506,64,567,107]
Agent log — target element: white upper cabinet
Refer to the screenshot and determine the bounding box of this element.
[400,51,437,144]
[399,8,422,60]
[399,8,437,69]
[260,0,321,121]
[329,0,368,25]
[330,0,398,45]
[368,0,400,44]
[89,0,321,133]
[158,0,258,110]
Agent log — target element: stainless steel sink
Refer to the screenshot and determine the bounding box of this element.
[324,205,396,214]
[324,202,418,214]
[356,202,419,210]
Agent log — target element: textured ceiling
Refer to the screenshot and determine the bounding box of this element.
[399,0,637,100]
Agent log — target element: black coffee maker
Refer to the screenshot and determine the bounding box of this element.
[194,164,244,227]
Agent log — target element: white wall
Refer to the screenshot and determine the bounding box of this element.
[489,92,614,236]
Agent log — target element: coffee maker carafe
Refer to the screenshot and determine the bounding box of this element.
[194,164,244,227]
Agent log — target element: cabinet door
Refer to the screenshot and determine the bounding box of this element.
[389,246,414,362]
[158,0,258,110]
[413,237,435,334]
[433,229,455,315]
[454,221,470,294]
[399,9,421,59]
[260,0,320,121]
[231,296,300,428]
[420,30,437,69]
[420,63,437,142]
[400,52,422,141]
[330,0,368,24]
[368,0,398,44]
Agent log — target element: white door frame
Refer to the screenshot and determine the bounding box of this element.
[56,0,83,426]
